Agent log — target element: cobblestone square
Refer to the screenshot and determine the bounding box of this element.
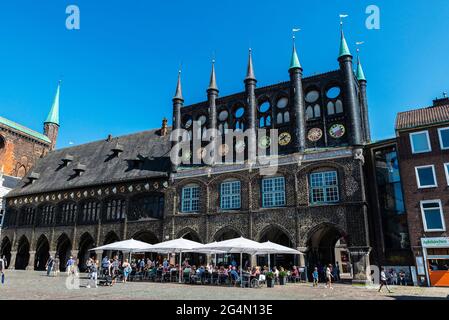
[0,271,448,300]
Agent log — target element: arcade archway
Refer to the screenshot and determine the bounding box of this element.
[213,227,244,267]
[178,229,204,267]
[56,234,72,271]
[102,231,120,259]
[15,236,30,270]
[34,235,50,271]
[258,225,295,269]
[131,231,159,262]
[306,224,349,281]
[77,233,96,272]
[0,237,12,269]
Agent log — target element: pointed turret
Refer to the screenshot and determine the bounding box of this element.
[337,21,363,146]
[207,60,218,92]
[173,70,183,101]
[207,60,218,166]
[245,48,256,82]
[44,81,61,150]
[339,29,352,58]
[289,35,306,152]
[45,81,60,126]
[356,55,366,82]
[289,36,302,71]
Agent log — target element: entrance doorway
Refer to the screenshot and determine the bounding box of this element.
[306,225,349,282]
[56,234,72,271]
[77,233,96,272]
[15,236,30,270]
[0,237,12,269]
[258,226,295,269]
[34,235,50,271]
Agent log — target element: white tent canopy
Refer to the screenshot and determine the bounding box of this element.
[90,239,152,253]
[255,241,304,255]
[201,237,268,255]
[141,238,203,253]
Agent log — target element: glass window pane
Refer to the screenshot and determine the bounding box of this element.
[417,167,436,187]
[424,208,444,230]
[411,132,430,153]
[440,128,449,149]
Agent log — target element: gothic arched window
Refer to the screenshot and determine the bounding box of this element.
[57,202,77,225]
[129,194,164,221]
[79,201,100,224]
[39,205,55,226]
[104,198,126,222]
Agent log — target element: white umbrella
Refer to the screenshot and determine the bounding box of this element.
[141,238,204,283]
[90,239,153,253]
[201,237,268,287]
[254,241,303,270]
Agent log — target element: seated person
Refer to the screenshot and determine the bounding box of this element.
[230,266,240,284]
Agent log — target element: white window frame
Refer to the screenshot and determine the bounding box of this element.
[410,130,432,154]
[415,165,438,188]
[220,181,241,210]
[444,163,449,186]
[420,200,446,232]
[309,171,340,204]
[181,185,200,213]
[438,127,449,150]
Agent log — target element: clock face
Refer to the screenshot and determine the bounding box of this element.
[329,124,346,139]
[218,144,230,156]
[308,128,323,142]
[259,136,271,149]
[278,132,292,146]
[235,140,246,153]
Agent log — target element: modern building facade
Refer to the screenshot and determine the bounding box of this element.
[395,97,449,287]
[1,29,375,283]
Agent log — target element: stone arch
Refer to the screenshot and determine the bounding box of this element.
[16,165,26,178]
[176,227,202,243]
[0,237,12,269]
[77,232,96,272]
[103,231,120,245]
[131,230,159,244]
[34,234,50,271]
[302,222,349,280]
[213,226,242,242]
[256,224,296,270]
[55,233,72,271]
[15,235,30,270]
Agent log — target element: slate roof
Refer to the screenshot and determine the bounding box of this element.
[0,116,51,143]
[395,104,449,131]
[7,128,172,197]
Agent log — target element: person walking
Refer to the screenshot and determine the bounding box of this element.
[312,267,319,287]
[378,268,392,293]
[122,259,131,283]
[0,256,5,285]
[46,256,55,277]
[66,256,75,275]
[325,264,334,289]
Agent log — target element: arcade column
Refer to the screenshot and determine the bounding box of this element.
[9,251,17,270]
[26,251,36,271]
[348,247,372,285]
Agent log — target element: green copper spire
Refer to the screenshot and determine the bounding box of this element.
[339,29,352,58]
[45,81,60,125]
[289,36,302,70]
[356,54,366,81]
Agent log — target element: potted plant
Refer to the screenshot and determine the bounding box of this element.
[265,272,275,288]
[279,271,288,285]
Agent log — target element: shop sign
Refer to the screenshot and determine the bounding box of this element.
[421,237,449,248]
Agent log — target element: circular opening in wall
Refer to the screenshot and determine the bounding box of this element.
[235,107,245,119]
[218,110,229,121]
[326,87,341,99]
[276,97,288,109]
[305,90,319,103]
[258,101,271,113]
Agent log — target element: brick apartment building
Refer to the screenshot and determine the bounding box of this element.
[395,96,449,287]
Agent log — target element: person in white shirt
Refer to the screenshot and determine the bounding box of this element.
[378,268,392,293]
[325,264,334,289]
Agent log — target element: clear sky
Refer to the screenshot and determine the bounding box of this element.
[0,0,448,148]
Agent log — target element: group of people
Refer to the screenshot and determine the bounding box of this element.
[45,255,76,277]
[312,264,338,289]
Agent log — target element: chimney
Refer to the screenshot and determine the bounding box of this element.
[433,92,449,107]
[160,118,168,136]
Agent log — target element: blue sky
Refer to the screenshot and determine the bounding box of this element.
[0,0,448,148]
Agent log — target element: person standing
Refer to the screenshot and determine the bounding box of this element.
[325,264,333,289]
[399,270,406,286]
[53,256,60,277]
[378,268,392,293]
[66,256,75,275]
[122,259,131,283]
[0,256,5,285]
[312,267,319,287]
[46,256,54,277]
[87,259,98,288]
